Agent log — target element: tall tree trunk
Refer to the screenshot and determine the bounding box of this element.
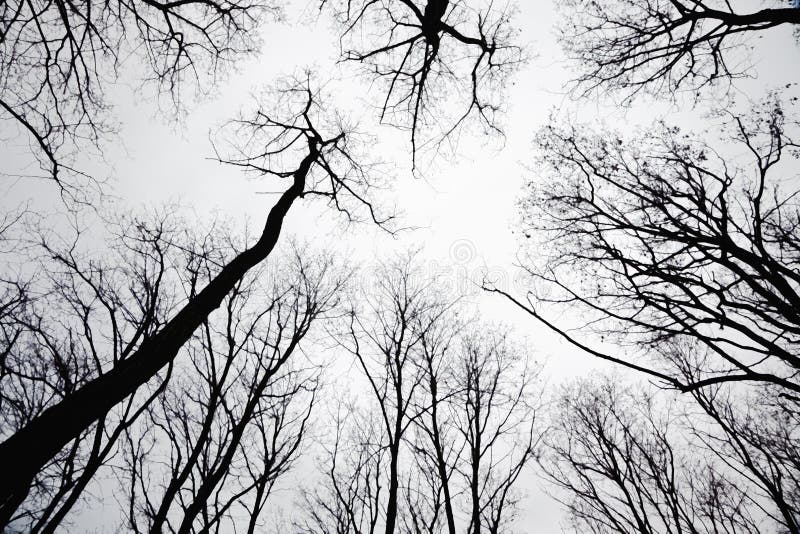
[174,334,301,534]
[150,321,236,534]
[0,146,317,525]
[431,401,456,534]
[384,441,400,534]
[471,391,482,534]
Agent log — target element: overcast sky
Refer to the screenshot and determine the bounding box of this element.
[1,0,799,531]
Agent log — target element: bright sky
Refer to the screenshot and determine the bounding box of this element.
[1,0,799,531]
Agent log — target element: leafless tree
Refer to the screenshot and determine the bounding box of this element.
[558,0,800,100]
[541,377,768,534]
[122,247,339,534]
[406,305,461,534]
[299,282,459,534]
[338,257,449,534]
[298,405,389,534]
[0,210,196,531]
[321,0,523,168]
[492,97,800,398]
[451,330,537,534]
[302,259,538,534]
[0,0,276,195]
[541,374,800,534]
[688,376,800,532]
[0,76,388,523]
[0,209,30,407]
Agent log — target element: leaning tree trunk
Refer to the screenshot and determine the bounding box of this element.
[0,146,317,526]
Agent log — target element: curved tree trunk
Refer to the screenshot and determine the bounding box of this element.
[0,147,317,526]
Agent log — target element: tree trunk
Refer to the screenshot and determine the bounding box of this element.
[0,147,316,525]
[384,442,399,534]
[429,378,456,534]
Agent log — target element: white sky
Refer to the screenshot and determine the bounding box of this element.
[1,0,799,531]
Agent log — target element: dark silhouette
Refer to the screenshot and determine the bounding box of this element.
[121,248,339,533]
[493,99,800,398]
[301,257,538,534]
[298,403,387,534]
[321,0,522,167]
[559,0,800,99]
[0,0,274,195]
[452,331,537,534]
[410,302,460,534]
[4,0,798,530]
[339,258,447,534]
[0,211,183,531]
[541,375,799,533]
[0,78,387,526]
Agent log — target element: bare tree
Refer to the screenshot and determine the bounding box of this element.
[483,45,800,532]
[0,0,276,194]
[303,259,538,534]
[407,305,461,534]
[688,377,800,532]
[451,330,537,534]
[540,374,800,534]
[123,247,338,533]
[299,283,459,534]
[298,404,389,534]
[492,97,800,398]
[0,76,388,522]
[541,377,767,534]
[0,210,198,531]
[321,0,523,168]
[339,257,448,534]
[558,0,800,100]
[0,209,31,418]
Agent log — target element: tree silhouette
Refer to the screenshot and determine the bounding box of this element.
[452,331,537,534]
[339,257,448,534]
[298,404,390,534]
[0,0,275,195]
[303,258,538,534]
[687,365,800,532]
[407,300,461,534]
[0,76,388,523]
[541,375,799,533]
[322,0,522,168]
[0,211,185,531]
[122,248,339,533]
[541,378,766,534]
[559,0,800,99]
[493,98,800,397]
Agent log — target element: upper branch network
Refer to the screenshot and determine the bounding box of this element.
[506,98,800,398]
[559,0,800,99]
[0,0,275,195]
[322,0,523,168]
